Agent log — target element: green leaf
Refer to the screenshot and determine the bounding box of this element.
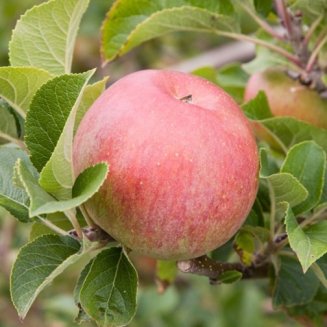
[234,225,270,266]
[29,212,85,240]
[254,0,273,16]
[9,0,90,75]
[210,239,234,261]
[266,173,308,207]
[242,42,291,75]
[259,150,308,208]
[281,141,326,214]
[273,255,320,308]
[242,91,273,120]
[218,270,242,284]
[292,0,327,22]
[233,230,255,266]
[243,93,327,151]
[17,159,108,217]
[10,234,81,319]
[258,148,279,177]
[192,66,219,84]
[215,63,249,103]
[284,203,327,272]
[74,259,93,324]
[311,262,327,288]
[79,247,138,327]
[38,70,95,199]
[0,100,19,144]
[244,201,265,227]
[101,0,238,62]
[281,255,327,322]
[317,255,327,279]
[320,171,327,204]
[16,159,54,216]
[286,285,327,323]
[0,146,33,222]
[25,72,92,173]
[75,76,109,134]
[156,260,178,283]
[241,225,270,243]
[0,67,52,117]
[260,117,327,154]
[193,64,249,103]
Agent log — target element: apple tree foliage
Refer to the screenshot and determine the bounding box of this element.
[0,0,326,326]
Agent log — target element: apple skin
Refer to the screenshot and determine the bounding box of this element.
[244,69,327,129]
[73,70,259,260]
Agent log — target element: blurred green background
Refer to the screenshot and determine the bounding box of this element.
[0,1,300,326]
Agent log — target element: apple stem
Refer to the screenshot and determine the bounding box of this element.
[177,255,269,283]
[79,204,97,228]
[179,94,193,103]
[65,210,83,239]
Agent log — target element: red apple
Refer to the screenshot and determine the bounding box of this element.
[73,70,259,260]
[244,69,327,129]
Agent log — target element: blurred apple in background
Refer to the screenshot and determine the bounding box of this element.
[244,69,327,130]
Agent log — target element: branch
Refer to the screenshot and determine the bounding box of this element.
[275,0,310,67]
[79,204,96,228]
[177,255,269,284]
[64,209,83,239]
[275,0,293,37]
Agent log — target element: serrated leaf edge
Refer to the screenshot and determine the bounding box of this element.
[10,234,81,319]
[101,5,235,62]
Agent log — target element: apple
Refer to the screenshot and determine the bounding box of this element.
[244,69,327,129]
[73,70,259,260]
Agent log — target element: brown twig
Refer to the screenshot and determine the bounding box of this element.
[177,255,270,284]
[275,0,309,67]
[274,0,327,93]
[275,0,293,37]
[177,229,291,284]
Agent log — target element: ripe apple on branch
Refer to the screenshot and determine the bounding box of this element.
[73,69,259,260]
[1,0,327,326]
